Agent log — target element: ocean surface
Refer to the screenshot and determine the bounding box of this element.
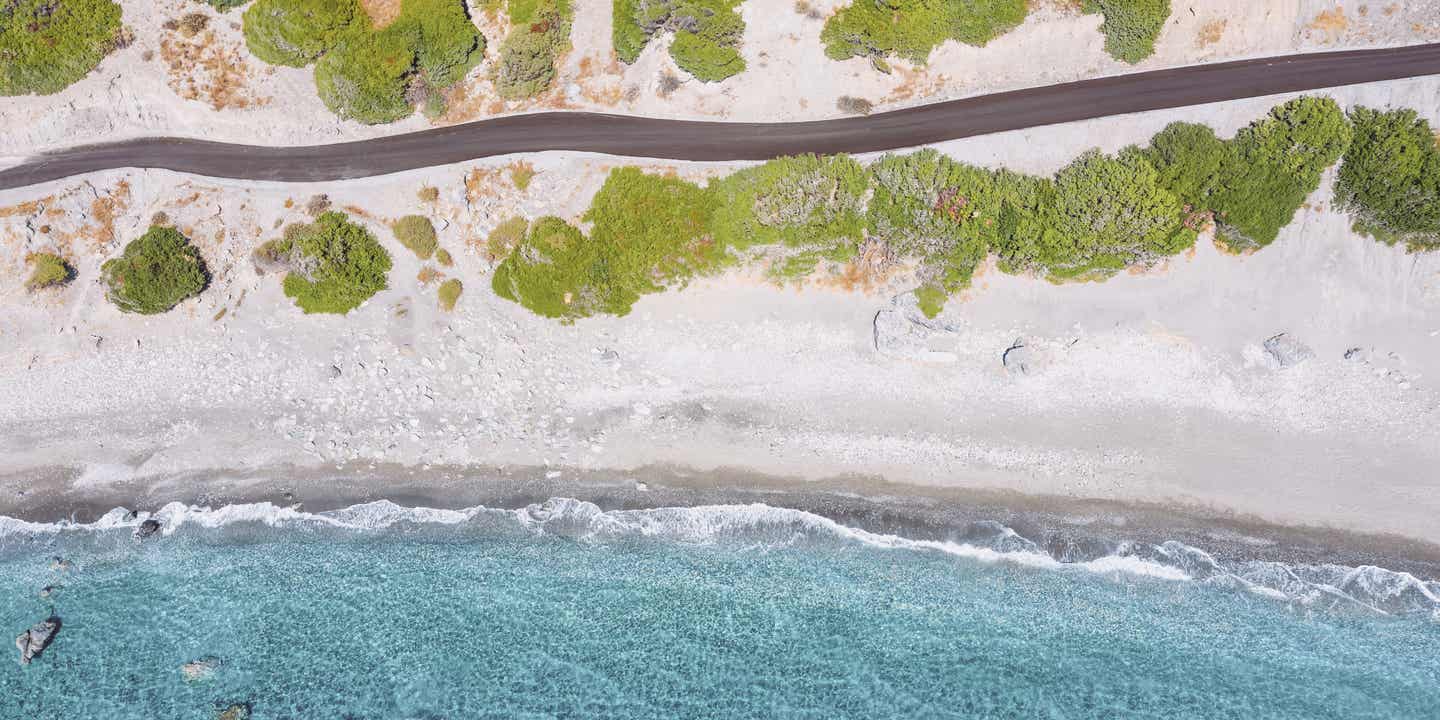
[1,498,1437,719]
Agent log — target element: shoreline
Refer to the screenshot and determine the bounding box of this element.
[6,461,1440,580]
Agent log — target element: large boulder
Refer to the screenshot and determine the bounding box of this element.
[15,616,61,666]
[872,295,960,363]
[1263,333,1314,368]
[1002,338,1036,376]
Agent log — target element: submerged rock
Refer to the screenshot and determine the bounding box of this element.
[38,585,60,600]
[48,556,71,571]
[134,518,162,539]
[15,616,61,666]
[216,702,252,720]
[180,657,223,682]
[1263,333,1313,368]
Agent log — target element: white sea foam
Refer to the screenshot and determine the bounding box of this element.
[2,497,1436,617]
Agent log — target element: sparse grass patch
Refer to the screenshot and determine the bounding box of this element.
[101,226,209,314]
[25,253,74,291]
[437,278,462,310]
[393,214,438,258]
[509,162,536,191]
[417,185,440,202]
[1,0,125,96]
[836,95,873,115]
[482,216,529,262]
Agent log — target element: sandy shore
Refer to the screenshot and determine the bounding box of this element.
[2,77,1438,558]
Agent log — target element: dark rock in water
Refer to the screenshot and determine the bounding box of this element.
[48,556,71,571]
[134,518,162,539]
[122,508,139,522]
[15,616,61,666]
[1263,333,1314,368]
[216,702,252,720]
[38,585,60,599]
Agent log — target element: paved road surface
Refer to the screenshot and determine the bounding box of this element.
[2,43,1438,190]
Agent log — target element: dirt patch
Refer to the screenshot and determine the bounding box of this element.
[161,30,268,111]
[360,0,404,29]
[1306,8,1349,43]
[1196,19,1227,48]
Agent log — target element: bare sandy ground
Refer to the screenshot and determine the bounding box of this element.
[1,0,1437,155]
[1,76,1437,546]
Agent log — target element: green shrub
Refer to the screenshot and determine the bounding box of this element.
[821,0,1026,64]
[1040,148,1193,275]
[867,149,1012,312]
[244,0,482,123]
[0,0,124,96]
[494,0,571,98]
[437,278,463,310]
[1209,96,1351,251]
[393,215,438,258]
[711,154,869,277]
[493,168,722,320]
[491,216,612,319]
[435,247,454,266]
[1081,0,1171,64]
[1141,122,1234,209]
[582,167,724,294]
[243,0,358,67]
[259,211,392,314]
[25,253,74,291]
[613,0,746,81]
[315,26,417,123]
[101,227,209,314]
[1335,107,1440,250]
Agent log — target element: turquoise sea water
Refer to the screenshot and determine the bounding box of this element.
[1,499,1437,719]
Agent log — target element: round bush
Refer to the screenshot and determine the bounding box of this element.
[1,0,124,96]
[101,227,209,314]
[392,215,438,259]
[265,211,392,314]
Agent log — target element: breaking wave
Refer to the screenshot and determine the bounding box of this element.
[3,497,1437,619]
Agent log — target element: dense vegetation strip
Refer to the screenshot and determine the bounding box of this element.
[491,96,1428,322]
[243,0,483,123]
[821,0,1170,68]
[613,0,746,81]
[0,0,125,95]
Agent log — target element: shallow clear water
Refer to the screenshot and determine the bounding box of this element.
[1,499,1437,719]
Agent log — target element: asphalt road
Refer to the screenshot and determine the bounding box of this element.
[3,43,1439,190]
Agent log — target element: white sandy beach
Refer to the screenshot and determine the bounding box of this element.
[2,74,1438,543]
